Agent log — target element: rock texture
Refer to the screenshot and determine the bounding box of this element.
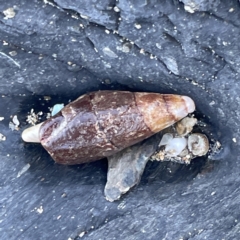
[0,0,240,239]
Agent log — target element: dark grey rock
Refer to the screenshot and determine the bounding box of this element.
[0,0,240,239]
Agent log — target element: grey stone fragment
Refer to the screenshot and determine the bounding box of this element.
[54,0,118,30]
[105,134,160,202]
[179,0,220,13]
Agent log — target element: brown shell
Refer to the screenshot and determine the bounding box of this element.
[39,91,193,165]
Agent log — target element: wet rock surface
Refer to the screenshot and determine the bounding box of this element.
[0,0,240,239]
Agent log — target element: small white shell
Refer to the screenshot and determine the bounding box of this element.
[188,133,209,156]
[165,137,187,157]
[159,133,173,146]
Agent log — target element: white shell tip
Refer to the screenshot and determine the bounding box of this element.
[22,123,43,143]
[182,96,195,113]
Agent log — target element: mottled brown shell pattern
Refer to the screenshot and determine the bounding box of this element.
[23,91,195,165]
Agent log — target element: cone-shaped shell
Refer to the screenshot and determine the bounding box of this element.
[22,91,195,165]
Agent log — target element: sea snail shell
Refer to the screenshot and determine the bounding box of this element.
[22,91,195,165]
